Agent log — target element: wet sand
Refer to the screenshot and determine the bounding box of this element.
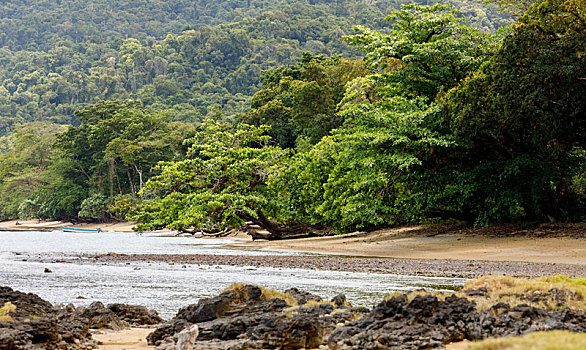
[5,220,585,277]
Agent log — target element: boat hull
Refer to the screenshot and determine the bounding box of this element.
[60,227,102,233]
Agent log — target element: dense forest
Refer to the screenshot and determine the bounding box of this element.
[0,0,583,236]
[0,0,511,135]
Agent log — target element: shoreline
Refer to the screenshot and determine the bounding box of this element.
[0,219,143,233]
[3,220,585,274]
[235,224,586,266]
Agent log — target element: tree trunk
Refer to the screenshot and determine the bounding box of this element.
[239,210,330,240]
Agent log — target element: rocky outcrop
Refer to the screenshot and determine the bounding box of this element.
[107,303,163,325]
[0,286,162,350]
[328,294,586,349]
[148,284,586,350]
[148,284,369,349]
[2,283,585,350]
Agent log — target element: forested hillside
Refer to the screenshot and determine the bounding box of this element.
[2,0,581,233]
[0,0,511,136]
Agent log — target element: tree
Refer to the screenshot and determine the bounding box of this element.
[345,3,499,101]
[441,0,586,223]
[242,54,368,149]
[133,120,328,238]
[53,100,194,218]
[0,122,65,218]
[269,4,497,232]
[275,94,453,232]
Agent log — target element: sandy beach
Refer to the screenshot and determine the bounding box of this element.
[235,224,586,266]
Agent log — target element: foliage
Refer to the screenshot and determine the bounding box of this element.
[241,53,369,149]
[78,193,112,221]
[0,0,512,136]
[462,275,586,311]
[467,331,586,350]
[268,4,498,232]
[0,122,65,218]
[345,3,500,100]
[57,99,194,201]
[0,302,16,322]
[441,0,586,223]
[133,121,291,234]
[275,94,453,232]
[0,100,193,220]
[108,194,139,222]
[2,1,579,232]
[223,283,298,306]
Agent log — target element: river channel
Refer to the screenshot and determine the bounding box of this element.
[0,230,466,319]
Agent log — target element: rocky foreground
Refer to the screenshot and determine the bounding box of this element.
[1,276,585,349]
[147,280,586,349]
[0,286,162,349]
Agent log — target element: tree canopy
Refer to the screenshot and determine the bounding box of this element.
[0,0,512,136]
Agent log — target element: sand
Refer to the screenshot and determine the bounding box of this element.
[4,220,583,266]
[92,328,155,349]
[236,225,586,266]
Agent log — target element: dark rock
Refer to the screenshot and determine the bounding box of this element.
[0,286,55,319]
[284,287,322,305]
[107,303,163,325]
[0,286,163,349]
[331,294,350,307]
[147,318,191,346]
[0,328,31,350]
[328,294,586,350]
[465,287,488,297]
[75,301,127,330]
[247,313,324,349]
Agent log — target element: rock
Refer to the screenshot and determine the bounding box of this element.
[0,328,31,350]
[464,287,488,297]
[44,268,52,273]
[328,292,586,350]
[75,301,128,330]
[0,286,55,319]
[107,303,163,325]
[284,287,322,305]
[0,286,167,349]
[148,284,364,349]
[175,324,199,350]
[331,294,350,307]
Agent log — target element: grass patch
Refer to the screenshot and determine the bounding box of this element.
[0,302,16,322]
[465,331,586,350]
[460,275,586,311]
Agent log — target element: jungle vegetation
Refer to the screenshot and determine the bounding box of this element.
[0,0,583,238]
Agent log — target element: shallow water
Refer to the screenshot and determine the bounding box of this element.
[0,230,465,319]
